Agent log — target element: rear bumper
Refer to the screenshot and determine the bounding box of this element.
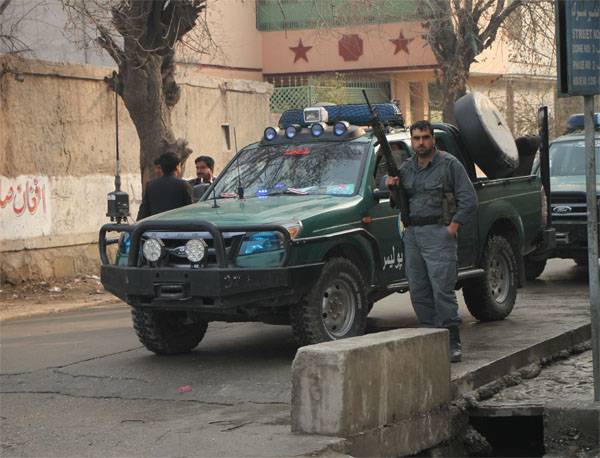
[553,222,600,257]
[101,263,323,310]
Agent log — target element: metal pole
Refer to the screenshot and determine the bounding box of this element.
[583,94,600,401]
[114,71,121,193]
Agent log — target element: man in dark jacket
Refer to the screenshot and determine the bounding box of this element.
[137,152,193,220]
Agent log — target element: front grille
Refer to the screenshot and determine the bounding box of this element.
[141,231,245,268]
[551,192,591,222]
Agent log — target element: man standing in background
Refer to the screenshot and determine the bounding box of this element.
[188,155,215,186]
[137,152,192,220]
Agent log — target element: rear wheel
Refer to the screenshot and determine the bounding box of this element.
[131,308,208,355]
[524,257,547,281]
[463,235,518,321]
[290,257,368,346]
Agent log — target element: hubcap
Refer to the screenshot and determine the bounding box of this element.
[488,252,510,304]
[321,278,356,338]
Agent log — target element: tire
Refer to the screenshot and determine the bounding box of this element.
[131,308,208,355]
[290,257,368,346]
[454,92,519,179]
[525,257,547,281]
[463,235,518,321]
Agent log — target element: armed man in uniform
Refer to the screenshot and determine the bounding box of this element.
[387,120,477,362]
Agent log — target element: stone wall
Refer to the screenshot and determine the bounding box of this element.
[0,56,272,284]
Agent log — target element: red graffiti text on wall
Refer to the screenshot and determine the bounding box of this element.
[0,178,47,217]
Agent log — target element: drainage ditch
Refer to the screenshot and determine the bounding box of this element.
[469,407,545,457]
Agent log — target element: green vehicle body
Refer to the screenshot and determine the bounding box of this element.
[100,123,554,349]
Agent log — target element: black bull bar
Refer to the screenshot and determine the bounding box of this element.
[99,220,292,267]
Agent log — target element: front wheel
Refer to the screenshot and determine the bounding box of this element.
[290,257,368,346]
[131,308,208,355]
[463,235,518,321]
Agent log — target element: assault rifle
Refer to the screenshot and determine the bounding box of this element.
[362,90,410,226]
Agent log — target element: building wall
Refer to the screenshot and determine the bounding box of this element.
[262,22,436,76]
[183,0,264,81]
[0,57,272,284]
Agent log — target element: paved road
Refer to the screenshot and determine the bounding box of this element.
[0,259,592,457]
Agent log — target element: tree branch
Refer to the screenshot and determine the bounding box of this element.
[96,24,125,65]
[0,0,12,16]
[480,0,524,48]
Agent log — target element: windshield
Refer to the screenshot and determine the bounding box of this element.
[549,140,600,177]
[211,141,369,198]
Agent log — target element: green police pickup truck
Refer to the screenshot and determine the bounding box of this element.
[100,100,554,355]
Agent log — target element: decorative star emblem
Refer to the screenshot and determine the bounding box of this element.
[390,31,414,55]
[289,39,312,63]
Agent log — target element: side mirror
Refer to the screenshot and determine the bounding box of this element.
[193,183,211,202]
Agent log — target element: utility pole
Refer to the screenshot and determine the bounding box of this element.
[583,95,599,401]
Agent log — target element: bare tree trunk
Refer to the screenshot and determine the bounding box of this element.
[436,65,469,126]
[117,55,178,186]
[104,46,192,189]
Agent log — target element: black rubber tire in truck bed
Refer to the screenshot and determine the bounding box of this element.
[454,92,519,179]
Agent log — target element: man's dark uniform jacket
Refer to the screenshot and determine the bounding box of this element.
[137,175,193,220]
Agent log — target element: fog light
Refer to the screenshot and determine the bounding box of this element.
[185,238,207,263]
[142,238,164,262]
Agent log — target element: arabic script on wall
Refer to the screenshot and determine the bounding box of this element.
[0,176,52,241]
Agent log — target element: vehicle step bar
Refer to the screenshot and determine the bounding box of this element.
[386,268,485,291]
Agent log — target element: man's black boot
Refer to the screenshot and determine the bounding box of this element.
[448,326,462,363]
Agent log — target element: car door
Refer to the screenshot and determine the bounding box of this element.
[365,144,408,285]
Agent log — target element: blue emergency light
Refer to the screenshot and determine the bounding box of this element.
[264,127,278,141]
[310,122,326,137]
[285,125,299,139]
[566,113,600,132]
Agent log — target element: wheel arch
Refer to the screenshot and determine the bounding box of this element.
[323,236,377,287]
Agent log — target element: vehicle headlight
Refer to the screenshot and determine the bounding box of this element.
[142,238,164,262]
[185,238,207,263]
[239,232,285,256]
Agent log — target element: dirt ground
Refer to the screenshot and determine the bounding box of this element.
[0,276,120,321]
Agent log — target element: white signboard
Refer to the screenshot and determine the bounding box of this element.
[0,176,52,240]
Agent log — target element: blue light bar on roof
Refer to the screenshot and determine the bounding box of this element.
[566,113,600,131]
[279,102,404,129]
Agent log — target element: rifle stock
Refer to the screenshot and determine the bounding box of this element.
[362,91,410,226]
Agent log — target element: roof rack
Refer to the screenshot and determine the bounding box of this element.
[278,102,404,129]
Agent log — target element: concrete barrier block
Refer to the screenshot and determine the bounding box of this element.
[291,329,450,437]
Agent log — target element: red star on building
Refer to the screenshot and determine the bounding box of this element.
[390,31,414,55]
[289,39,312,63]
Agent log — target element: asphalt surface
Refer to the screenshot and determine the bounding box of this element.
[0,259,593,457]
